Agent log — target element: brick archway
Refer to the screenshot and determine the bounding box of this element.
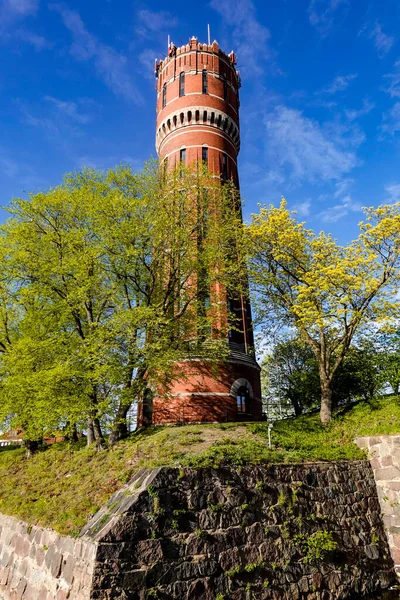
[230,377,254,399]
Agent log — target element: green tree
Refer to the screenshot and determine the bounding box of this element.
[261,337,320,417]
[0,163,243,448]
[248,200,400,424]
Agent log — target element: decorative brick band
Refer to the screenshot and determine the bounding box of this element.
[156,106,240,154]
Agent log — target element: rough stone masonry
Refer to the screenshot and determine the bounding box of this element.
[0,462,397,599]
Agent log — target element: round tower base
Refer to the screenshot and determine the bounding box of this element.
[138,357,262,426]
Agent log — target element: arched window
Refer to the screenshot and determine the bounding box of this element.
[179,72,185,97]
[202,146,208,164]
[162,83,167,108]
[237,386,249,414]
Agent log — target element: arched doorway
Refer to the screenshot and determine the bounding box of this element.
[230,378,253,416]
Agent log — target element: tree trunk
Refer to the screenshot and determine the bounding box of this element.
[290,395,302,417]
[87,417,95,446]
[23,439,40,458]
[92,417,106,451]
[64,422,79,443]
[141,388,154,428]
[109,405,130,446]
[320,378,333,424]
[87,387,107,450]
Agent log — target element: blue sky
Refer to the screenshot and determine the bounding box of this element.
[1,0,400,242]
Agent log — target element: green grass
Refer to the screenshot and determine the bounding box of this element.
[1,395,399,536]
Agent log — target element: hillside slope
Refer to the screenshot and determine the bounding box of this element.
[0,396,399,535]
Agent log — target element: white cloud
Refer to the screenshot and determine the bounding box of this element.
[264,105,358,183]
[385,183,400,203]
[44,96,91,124]
[292,200,311,216]
[16,28,50,49]
[133,8,179,82]
[0,147,39,187]
[323,117,365,149]
[210,0,272,76]
[319,194,361,223]
[0,156,19,177]
[323,73,357,94]
[344,99,375,121]
[50,3,142,103]
[370,22,395,58]
[135,8,178,38]
[333,178,353,199]
[360,21,395,58]
[19,95,91,153]
[383,61,400,98]
[381,102,400,135]
[0,0,38,20]
[308,0,348,37]
[0,0,50,51]
[138,48,157,80]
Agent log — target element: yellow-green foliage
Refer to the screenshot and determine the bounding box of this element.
[248,200,400,423]
[0,396,399,535]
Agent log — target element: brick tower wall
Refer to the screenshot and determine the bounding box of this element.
[141,37,262,426]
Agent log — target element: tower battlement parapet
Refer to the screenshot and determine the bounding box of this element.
[155,38,239,82]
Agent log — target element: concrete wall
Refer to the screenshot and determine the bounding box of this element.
[356,434,400,579]
[0,462,396,599]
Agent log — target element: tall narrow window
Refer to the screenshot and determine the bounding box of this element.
[237,386,249,414]
[202,146,208,164]
[180,148,186,163]
[202,69,208,94]
[179,72,185,97]
[222,153,228,181]
[162,83,167,108]
[223,79,228,101]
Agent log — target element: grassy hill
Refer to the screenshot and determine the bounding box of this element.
[1,396,400,536]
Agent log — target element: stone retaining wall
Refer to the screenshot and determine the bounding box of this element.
[83,462,395,599]
[0,462,396,599]
[356,435,400,578]
[0,513,96,600]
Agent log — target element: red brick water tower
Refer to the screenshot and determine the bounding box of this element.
[148,36,261,424]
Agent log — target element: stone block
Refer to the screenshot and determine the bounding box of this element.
[219,546,241,571]
[364,544,380,560]
[374,466,400,481]
[15,577,27,598]
[0,566,10,586]
[59,536,75,557]
[21,582,38,600]
[186,577,214,600]
[61,554,75,585]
